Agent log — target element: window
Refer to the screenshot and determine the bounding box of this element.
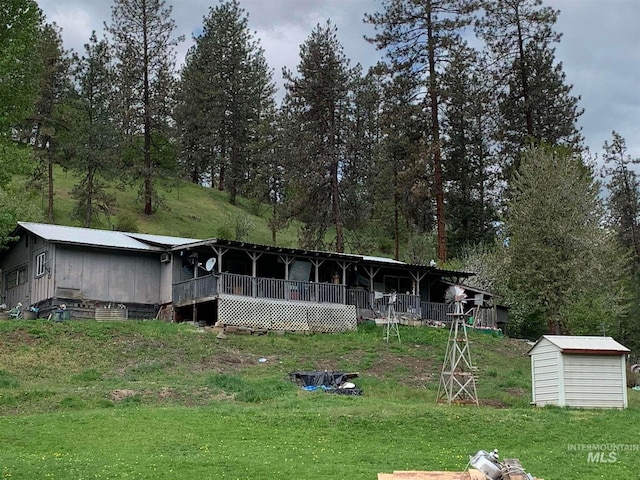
[7,267,27,288]
[35,252,47,277]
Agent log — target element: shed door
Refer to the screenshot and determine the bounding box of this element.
[563,355,625,408]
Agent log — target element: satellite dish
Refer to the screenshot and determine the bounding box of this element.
[205,257,217,272]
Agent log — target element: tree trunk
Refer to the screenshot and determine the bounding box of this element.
[47,148,54,223]
[143,1,153,216]
[85,168,94,227]
[427,8,446,263]
[515,9,534,138]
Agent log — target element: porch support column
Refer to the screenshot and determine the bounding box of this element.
[309,258,324,283]
[279,255,294,280]
[336,261,351,285]
[409,270,428,297]
[246,251,263,297]
[363,266,380,292]
[210,246,227,273]
[246,251,263,278]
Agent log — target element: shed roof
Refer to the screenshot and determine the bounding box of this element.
[17,222,198,252]
[528,335,630,355]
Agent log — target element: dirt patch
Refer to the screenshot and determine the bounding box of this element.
[1,329,39,346]
[506,387,527,397]
[479,398,508,408]
[109,389,138,401]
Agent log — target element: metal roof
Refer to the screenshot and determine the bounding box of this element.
[15,222,474,278]
[127,232,199,247]
[17,222,197,252]
[529,335,630,355]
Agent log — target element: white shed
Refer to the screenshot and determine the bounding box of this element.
[528,335,629,409]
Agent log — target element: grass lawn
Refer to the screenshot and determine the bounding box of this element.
[0,320,638,479]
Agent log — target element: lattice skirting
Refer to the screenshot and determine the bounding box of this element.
[218,295,357,333]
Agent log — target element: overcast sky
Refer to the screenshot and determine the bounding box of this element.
[37,0,640,160]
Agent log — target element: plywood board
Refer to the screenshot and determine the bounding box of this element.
[377,470,485,480]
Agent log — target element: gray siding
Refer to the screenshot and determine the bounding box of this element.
[1,234,33,307]
[563,355,627,408]
[159,256,173,304]
[531,339,561,406]
[55,246,161,304]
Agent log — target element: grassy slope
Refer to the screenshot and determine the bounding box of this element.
[0,320,638,479]
[46,166,301,246]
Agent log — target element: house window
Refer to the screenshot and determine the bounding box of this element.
[35,252,47,277]
[7,267,27,288]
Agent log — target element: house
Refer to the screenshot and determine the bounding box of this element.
[0,222,198,319]
[528,335,630,409]
[0,222,499,332]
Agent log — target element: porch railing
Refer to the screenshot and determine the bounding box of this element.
[173,275,449,320]
[173,275,218,305]
[346,289,421,317]
[216,273,346,304]
[421,301,449,323]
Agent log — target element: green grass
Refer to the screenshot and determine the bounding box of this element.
[42,165,301,246]
[0,320,638,479]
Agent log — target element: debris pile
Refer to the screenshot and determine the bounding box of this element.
[289,370,362,395]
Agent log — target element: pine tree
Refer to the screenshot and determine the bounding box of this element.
[21,23,70,223]
[106,0,182,215]
[377,69,433,260]
[342,69,383,242]
[282,21,356,252]
[61,32,119,227]
[441,46,498,256]
[601,131,640,267]
[176,0,275,205]
[476,0,583,172]
[365,0,479,263]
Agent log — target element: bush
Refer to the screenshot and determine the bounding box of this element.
[114,212,139,232]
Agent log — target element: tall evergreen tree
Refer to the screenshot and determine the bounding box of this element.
[365,0,479,263]
[601,131,640,267]
[476,0,583,172]
[378,70,432,260]
[61,32,119,227]
[342,69,382,238]
[441,46,498,256]
[282,21,356,252]
[106,0,182,215]
[21,23,70,223]
[176,0,275,205]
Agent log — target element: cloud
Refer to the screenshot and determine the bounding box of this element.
[36,0,640,158]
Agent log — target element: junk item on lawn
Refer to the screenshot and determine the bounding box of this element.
[289,370,362,395]
[379,448,540,479]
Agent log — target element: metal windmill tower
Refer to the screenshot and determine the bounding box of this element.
[384,292,400,343]
[437,285,479,405]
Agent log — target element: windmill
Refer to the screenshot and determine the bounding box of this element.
[384,292,400,343]
[437,285,479,405]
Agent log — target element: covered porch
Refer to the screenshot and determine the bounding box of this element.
[170,238,475,330]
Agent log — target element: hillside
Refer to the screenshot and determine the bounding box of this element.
[1,320,639,480]
[45,165,301,246]
[0,320,534,415]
